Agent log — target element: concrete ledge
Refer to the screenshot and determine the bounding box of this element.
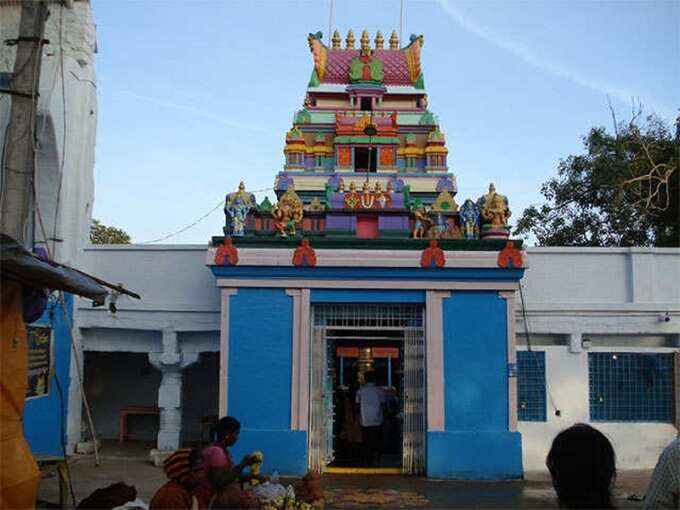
[230,429,308,476]
[427,431,523,480]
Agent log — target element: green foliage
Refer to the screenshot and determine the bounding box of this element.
[515,114,679,247]
[90,219,131,244]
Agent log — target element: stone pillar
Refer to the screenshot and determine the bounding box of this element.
[149,329,198,451]
[156,368,183,450]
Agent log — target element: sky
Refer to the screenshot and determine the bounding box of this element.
[90,0,679,245]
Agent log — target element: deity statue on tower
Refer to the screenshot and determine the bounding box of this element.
[224,182,256,237]
[478,183,511,239]
[272,188,304,238]
[459,199,481,240]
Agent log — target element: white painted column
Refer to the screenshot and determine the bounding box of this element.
[149,329,199,451]
[218,289,238,418]
[425,290,450,431]
[287,288,311,430]
[499,291,518,432]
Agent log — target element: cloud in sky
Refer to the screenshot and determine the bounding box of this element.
[112,89,271,134]
[437,0,670,115]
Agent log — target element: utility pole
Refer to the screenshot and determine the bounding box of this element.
[0,1,48,245]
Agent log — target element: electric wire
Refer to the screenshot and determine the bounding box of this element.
[139,186,274,244]
[51,4,67,256]
[518,280,561,416]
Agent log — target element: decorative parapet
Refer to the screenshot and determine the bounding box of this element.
[292,239,317,267]
[498,241,522,269]
[421,239,446,268]
[214,237,239,266]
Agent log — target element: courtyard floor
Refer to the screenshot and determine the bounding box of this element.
[37,441,653,509]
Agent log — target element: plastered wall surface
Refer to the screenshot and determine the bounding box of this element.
[73,246,680,470]
[518,345,679,472]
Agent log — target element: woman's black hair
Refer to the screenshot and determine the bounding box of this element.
[546,423,616,509]
[211,416,241,442]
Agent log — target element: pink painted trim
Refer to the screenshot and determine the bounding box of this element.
[286,290,302,429]
[499,291,518,432]
[299,289,311,431]
[286,289,311,431]
[219,289,238,418]
[426,291,450,431]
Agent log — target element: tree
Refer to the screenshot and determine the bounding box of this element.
[90,219,131,244]
[515,112,679,247]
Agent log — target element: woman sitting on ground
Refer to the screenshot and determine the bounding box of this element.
[547,423,617,509]
[202,416,259,509]
[150,448,211,509]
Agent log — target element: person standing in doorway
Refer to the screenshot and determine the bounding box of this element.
[356,370,386,466]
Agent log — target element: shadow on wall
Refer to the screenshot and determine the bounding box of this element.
[181,352,219,443]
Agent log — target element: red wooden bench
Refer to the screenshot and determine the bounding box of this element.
[118,406,160,445]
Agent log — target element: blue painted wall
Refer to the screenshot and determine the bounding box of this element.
[213,266,524,282]
[219,280,524,478]
[428,291,522,479]
[227,288,306,474]
[24,293,73,457]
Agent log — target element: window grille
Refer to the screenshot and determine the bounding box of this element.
[589,353,675,422]
[517,350,546,422]
[312,304,423,330]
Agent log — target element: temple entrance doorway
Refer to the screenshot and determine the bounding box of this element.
[309,304,426,475]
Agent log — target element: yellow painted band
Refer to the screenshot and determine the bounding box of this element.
[323,467,403,475]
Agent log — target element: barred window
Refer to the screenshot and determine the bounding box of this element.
[517,350,546,422]
[589,353,675,422]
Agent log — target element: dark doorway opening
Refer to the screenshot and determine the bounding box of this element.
[360,97,372,111]
[181,352,219,445]
[83,352,160,445]
[354,147,376,173]
[328,331,403,468]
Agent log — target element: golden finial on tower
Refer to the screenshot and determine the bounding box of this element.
[332,30,341,49]
[346,30,355,49]
[375,31,384,49]
[360,29,370,53]
[389,30,399,49]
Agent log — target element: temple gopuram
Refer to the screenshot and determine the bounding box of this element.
[207,30,526,479]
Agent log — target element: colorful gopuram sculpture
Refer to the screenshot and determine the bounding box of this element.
[224,182,256,237]
[222,30,514,243]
